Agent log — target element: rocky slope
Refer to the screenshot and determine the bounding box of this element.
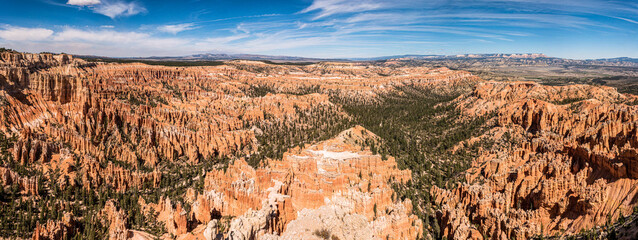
[1,51,637,240]
[433,81,638,239]
[0,52,475,239]
[138,126,422,240]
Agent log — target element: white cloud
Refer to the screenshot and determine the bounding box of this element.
[0,24,333,57]
[92,1,146,18]
[612,16,638,25]
[0,26,53,41]
[52,28,187,49]
[198,34,250,46]
[157,23,196,34]
[54,28,148,43]
[67,0,101,6]
[64,0,145,18]
[344,12,422,24]
[300,0,384,19]
[32,27,188,56]
[3,0,637,58]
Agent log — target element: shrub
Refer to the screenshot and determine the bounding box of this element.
[313,229,331,240]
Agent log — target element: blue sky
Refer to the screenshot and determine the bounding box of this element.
[0,0,637,59]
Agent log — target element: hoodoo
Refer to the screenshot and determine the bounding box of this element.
[1,50,637,240]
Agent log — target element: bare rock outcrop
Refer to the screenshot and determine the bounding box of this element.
[32,213,76,240]
[101,200,131,240]
[435,81,638,239]
[192,126,422,240]
[0,51,489,240]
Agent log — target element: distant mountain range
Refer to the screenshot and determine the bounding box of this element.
[595,57,638,63]
[351,53,550,61]
[133,53,553,62]
[76,52,638,64]
[84,53,343,63]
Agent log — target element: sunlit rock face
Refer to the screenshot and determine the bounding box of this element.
[4,52,480,240]
[5,51,637,240]
[434,81,638,240]
[194,126,422,240]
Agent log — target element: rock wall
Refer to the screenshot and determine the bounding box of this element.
[434,81,638,240]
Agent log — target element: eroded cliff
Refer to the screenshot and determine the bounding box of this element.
[433,81,638,240]
[1,51,636,240]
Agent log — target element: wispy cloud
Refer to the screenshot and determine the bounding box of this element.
[91,1,146,18]
[612,16,638,25]
[5,0,638,58]
[344,12,423,24]
[64,0,146,18]
[157,23,197,34]
[52,27,187,48]
[200,34,250,45]
[66,0,100,6]
[0,25,189,56]
[300,0,385,19]
[191,13,282,24]
[0,26,53,41]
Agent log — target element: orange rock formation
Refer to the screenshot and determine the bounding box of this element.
[4,51,635,240]
[434,81,638,240]
[146,126,422,240]
[2,52,462,240]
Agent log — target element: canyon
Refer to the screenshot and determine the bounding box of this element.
[0,51,637,240]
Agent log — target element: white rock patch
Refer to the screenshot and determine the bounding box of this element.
[308,150,361,160]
